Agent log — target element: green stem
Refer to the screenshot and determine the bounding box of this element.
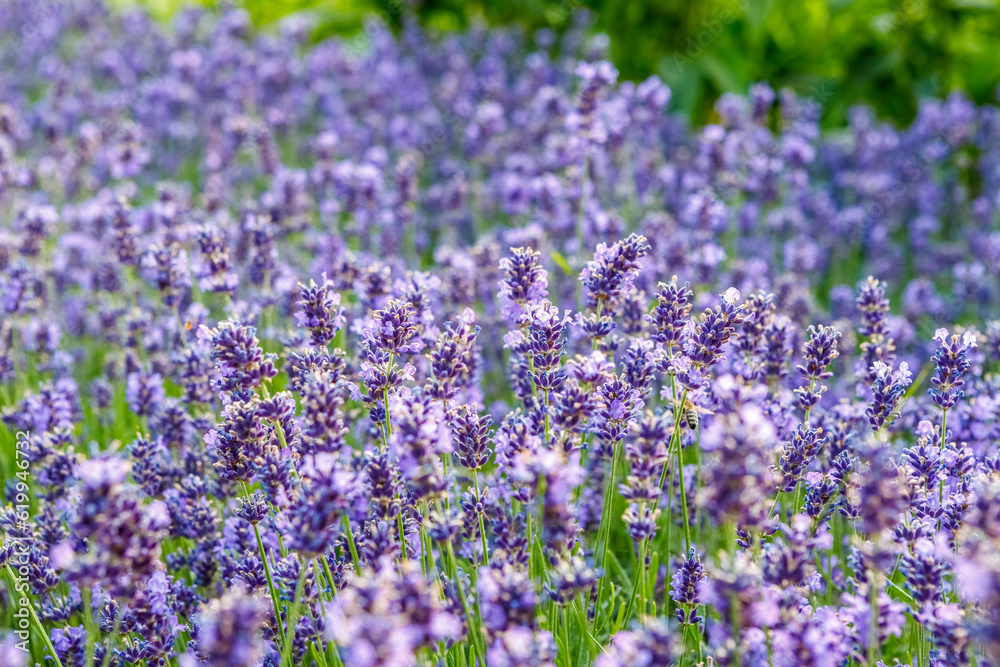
[620,539,648,629]
[243,481,287,646]
[527,355,538,399]
[383,352,394,449]
[695,428,703,549]
[418,504,432,577]
[675,434,692,552]
[729,591,743,667]
[82,585,96,667]
[868,568,879,666]
[5,565,65,667]
[939,408,948,508]
[321,554,340,596]
[592,436,623,635]
[474,471,489,563]
[526,503,535,580]
[654,389,689,519]
[272,416,290,450]
[444,539,486,664]
[574,595,594,663]
[397,511,409,560]
[535,472,547,563]
[340,515,361,572]
[312,558,331,623]
[281,559,310,667]
[804,378,816,425]
[559,605,571,667]
[174,304,189,350]
[310,642,331,667]
[591,299,604,351]
[543,389,550,444]
[99,603,122,667]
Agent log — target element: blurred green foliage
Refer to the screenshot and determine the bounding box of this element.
[127,0,1000,126]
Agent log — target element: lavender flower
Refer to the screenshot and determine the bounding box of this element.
[681,288,752,386]
[594,374,644,456]
[478,565,537,637]
[295,274,345,348]
[68,458,170,600]
[195,224,239,294]
[110,199,139,266]
[197,320,278,392]
[620,411,670,505]
[0,633,27,667]
[698,377,779,528]
[451,404,493,471]
[646,277,693,352]
[282,452,363,556]
[206,397,268,482]
[426,307,480,402]
[670,548,705,626]
[388,390,452,501]
[775,424,828,493]
[141,242,191,308]
[840,590,906,652]
[126,370,165,417]
[236,490,270,525]
[326,560,460,664]
[857,276,896,379]
[364,299,422,357]
[498,247,549,325]
[928,328,976,410]
[865,360,913,431]
[299,370,350,455]
[595,618,676,667]
[795,324,841,414]
[579,233,650,310]
[521,302,570,396]
[195,590,266,667]
[487,626,557,667]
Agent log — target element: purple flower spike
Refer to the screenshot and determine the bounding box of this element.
[195,590,266,667]
[928,328,976,410]
[795,324,841,413]
[498,246,549,325]
[580,233,650,310]
[647,276,693,351]
[865,360,912,432]
[282,451,364,557]
[670,547,705,626]
[364,299,422,356]
[683,287,752,375]
[197,320,278,393]
[295,274,345,348]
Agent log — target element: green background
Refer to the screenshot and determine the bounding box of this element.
[110,0,1000,127]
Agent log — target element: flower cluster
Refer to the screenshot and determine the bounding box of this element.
[2,4,1000,667]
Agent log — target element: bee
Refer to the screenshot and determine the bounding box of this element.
[682,398,713,430]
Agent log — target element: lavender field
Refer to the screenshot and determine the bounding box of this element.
[2,2,1000,666]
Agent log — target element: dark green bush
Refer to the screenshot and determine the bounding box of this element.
[148,0,1000,126]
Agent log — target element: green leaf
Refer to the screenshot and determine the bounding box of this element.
[549,249,574,276]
